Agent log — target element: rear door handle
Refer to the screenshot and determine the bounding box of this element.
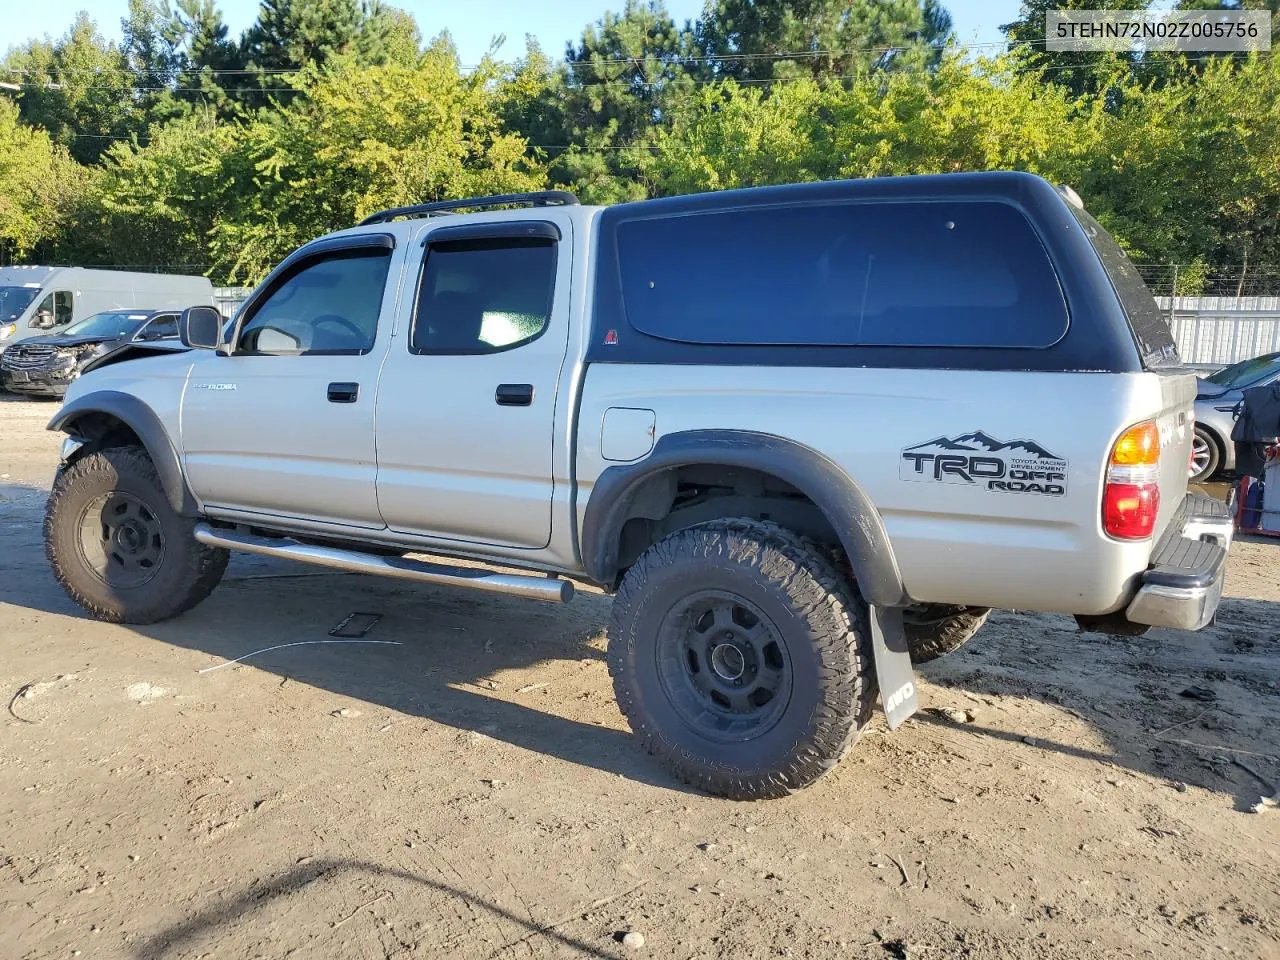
[327,382,359,403]
[495,383,534,407]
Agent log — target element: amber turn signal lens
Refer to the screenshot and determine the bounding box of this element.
[1111,422,1160,466]
[1103,421,1161,540]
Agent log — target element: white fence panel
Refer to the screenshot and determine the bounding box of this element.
[213,286,252,319]
[1157,296,1280,312]
[1167,311,1280,365]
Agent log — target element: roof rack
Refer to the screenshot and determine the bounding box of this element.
[358,190,580,226]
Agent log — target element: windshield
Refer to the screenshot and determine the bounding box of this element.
[0,286,41,321]
[63,311,150,340]
[1205,352,1280,388]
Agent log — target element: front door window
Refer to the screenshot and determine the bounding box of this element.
[31,291,72,330]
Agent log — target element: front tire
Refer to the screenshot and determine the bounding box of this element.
[45,446,228,624]
[608,519,875,800]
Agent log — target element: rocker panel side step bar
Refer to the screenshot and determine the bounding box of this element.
[193,524,575,604]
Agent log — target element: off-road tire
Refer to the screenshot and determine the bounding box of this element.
[903,604,991,664]
[45,445,228,624]
[607,519,875,800]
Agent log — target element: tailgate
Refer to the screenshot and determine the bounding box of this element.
[1067,206,1198,544]
[1152,371,1197,542]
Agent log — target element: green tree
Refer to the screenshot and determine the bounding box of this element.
[501,2,698,203]
[211,43,544,280]
[171,0,245,116]
[61,108,237,272]
[122,0,184,92]
[636,79,826,194]
[235,0,421,108]
[121,0,210,128]
[639,56,1091,196]
[694,0,954,82]
[360,1,423,64]
[563,0,697,142]
[1001,0,1144,97]
[0,98,88,260]
[828,56,1094,181]
[241,0,416,69]
[1079,53,1280,271]
[242,0,366,68]
[2,14,141,163]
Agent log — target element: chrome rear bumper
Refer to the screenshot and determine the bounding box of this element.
[1126,494,1233,631]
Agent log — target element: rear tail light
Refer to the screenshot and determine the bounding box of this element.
[1103,421,1160,540]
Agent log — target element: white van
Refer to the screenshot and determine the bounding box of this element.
[0,266,214,351]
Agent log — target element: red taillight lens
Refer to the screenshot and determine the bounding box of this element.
[1103,481,1160,540]
[1104,422,1161,540]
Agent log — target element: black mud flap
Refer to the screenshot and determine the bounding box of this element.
[870,606,918,730]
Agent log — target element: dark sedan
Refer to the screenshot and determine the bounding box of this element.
[0,309,182,398]
[1192,351,1280,481]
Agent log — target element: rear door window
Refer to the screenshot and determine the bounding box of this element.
[411,238,556,355]
[613,200,1069,348]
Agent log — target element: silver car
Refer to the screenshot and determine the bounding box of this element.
[1192,352,1280,481]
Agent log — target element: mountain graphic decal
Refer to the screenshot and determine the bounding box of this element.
[902,431,1063,462]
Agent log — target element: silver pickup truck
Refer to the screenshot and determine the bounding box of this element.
[43,172,1233,799]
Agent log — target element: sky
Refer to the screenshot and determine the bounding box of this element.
[1,0,1022,64]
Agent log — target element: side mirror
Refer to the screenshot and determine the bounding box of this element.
[180,306,224,350]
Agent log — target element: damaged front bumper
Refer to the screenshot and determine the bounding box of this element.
[1125,493,1233,632]
[0,359,79,397]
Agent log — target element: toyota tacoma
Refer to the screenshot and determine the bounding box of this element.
[42,172,1232,799]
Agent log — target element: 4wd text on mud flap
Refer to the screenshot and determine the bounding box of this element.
[885,681,916,713]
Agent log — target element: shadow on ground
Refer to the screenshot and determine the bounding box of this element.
[2,490,1277,806]
[915,597,1280,812]
[0,480,47,502]
[130,857,624,960]
[0,529,689,792]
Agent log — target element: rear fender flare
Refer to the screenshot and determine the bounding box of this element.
[49,391,198,517]
[580,429,907,607]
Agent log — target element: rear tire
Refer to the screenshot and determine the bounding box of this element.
[903,604,990,664]
[608,519,875,800]
[45,446,228,624]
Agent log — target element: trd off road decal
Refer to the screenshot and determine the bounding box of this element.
[900,431,1068,496]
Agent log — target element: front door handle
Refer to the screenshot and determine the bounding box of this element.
[327,382,359,403]
[495,383,534,407]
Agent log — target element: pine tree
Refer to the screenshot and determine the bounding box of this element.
[694,0,954,82]
[1000,0,1143,97]
[172,0,245,115]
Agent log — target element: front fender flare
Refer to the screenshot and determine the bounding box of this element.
[580,429,907,607]
[49,390,199,517]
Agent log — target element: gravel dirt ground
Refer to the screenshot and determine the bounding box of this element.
[1,393,1278,960]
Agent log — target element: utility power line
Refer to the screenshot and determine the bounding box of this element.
[0,36,1084,81]
[10,45,1263,99]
